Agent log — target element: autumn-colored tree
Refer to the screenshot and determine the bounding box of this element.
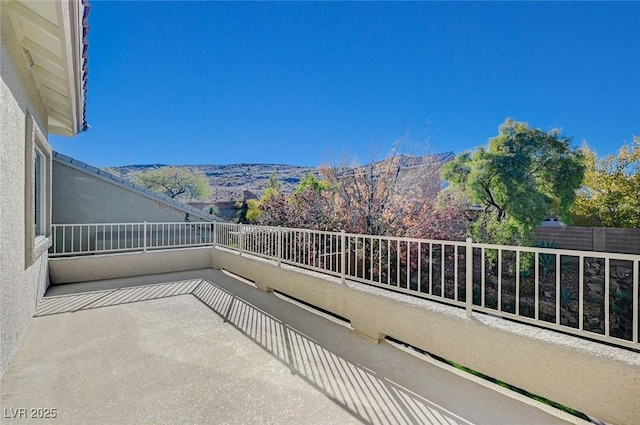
[255,188,335,229]
[135,167,211,200]
[320,147,445,236]
[572,137,640,228]
[403,189,468,241]
[249,144,465,241]
[251,191,288,226]
[254,172,337,229]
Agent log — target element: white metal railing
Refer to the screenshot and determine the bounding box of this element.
[50,222,215,255]
[50,222,640,349]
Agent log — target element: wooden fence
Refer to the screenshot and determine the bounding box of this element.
[535,227,640,254]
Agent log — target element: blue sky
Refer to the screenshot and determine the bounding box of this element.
[51,1,639,168]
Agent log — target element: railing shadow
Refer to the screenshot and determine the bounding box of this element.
[193,282,474,425]
[38,278,473,424]
[34,280,201,316]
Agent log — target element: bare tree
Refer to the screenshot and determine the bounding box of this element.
[320,143,446,236]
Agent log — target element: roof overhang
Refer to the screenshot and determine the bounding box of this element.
[6,0,89,136]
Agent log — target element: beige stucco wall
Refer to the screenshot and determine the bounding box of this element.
[49,247,212,284]
[52,161,211,224]
[210,249,640,425]
[0,2,51,377]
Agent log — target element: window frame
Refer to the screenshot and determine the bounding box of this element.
[34,146,46,236]
[24,113,51,268]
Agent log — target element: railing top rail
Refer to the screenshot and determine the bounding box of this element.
[342,232,468,246]
[248,224,470,245]
[243,226,469,246]
[269,225,342,237]
[472,242,640,261]
[52,221,215,227]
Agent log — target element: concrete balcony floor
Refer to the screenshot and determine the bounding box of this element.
[1,269,589,425]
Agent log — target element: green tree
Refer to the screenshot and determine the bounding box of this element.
[441,119,585,245]
[295,171,331,194]
[245,172,284,224]
[245,187,280,224]
[267,171,282,191]
[235,200,250,223]
[571,137,640,228]
[135,167,211,200]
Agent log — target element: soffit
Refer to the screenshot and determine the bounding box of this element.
[6,0,89,136]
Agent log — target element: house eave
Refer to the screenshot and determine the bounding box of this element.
[6,0,89,136]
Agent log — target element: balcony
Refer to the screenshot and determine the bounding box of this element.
[2,222,639,424]
[2,268,587,425]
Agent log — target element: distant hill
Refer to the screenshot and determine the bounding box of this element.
[106,152,454,205]
[107,163,317,202]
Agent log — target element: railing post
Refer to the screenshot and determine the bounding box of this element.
[465,237,473,317]
[341,230,346,284]
[143,221,147,253]
[239,224,244,256]
[277,226,282,267]
[51,225,56,254]
[211,221,218,246]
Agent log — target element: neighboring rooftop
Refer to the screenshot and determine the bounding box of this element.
[53,151,221,222]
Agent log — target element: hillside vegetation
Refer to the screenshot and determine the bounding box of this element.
[107,163,315,202]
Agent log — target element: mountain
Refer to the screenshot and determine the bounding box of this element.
[106,152,455,204]
[107,163,317,202]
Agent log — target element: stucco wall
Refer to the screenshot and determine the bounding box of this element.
[49,247,212,284]
[52,161,210,224]
[0,3,51,377]
[211,249,640,425]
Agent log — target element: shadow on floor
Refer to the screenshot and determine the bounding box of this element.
[38,276,473,425]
